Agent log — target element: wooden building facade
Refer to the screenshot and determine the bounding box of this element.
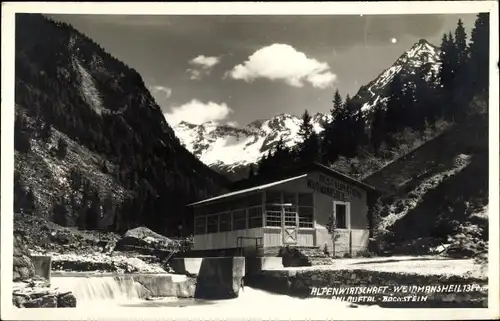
[188,163,378,257]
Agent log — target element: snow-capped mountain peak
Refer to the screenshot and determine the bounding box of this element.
[169,39,441,177]
[171,112,329,174]
[355,39,440,112]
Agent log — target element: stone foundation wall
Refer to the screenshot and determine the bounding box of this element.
[246,269,488,308]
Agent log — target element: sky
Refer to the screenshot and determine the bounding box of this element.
[46,13,478,127]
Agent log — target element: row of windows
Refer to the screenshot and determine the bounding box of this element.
[194,206,314,235]
[194,192,314,217]
[264,206,313,228]
[195,207,264,235]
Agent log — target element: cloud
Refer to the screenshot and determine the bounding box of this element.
[150,85,172,99]
[187,55,221,80]
[164,99,233,125]
[227,44,337,89]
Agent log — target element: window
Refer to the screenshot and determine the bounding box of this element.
[194,217,206,234]
[265,210,281,227]
[298,206,314,228]
[335,203,347,229]
[219,212,232,232]
[207,215,218,233]
[248,207,263,228]
[298,193,314,228]
[233,209,247,230]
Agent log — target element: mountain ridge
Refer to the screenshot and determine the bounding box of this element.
[172,39,441,178]
[14,13,227,235]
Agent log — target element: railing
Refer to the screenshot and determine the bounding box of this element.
[236,236,263,257]
[163,249,178,265]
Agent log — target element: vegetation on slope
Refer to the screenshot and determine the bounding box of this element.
[14,14,228,235]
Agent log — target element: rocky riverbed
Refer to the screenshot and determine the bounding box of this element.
[13,278,77,308]
[12,213,191,308]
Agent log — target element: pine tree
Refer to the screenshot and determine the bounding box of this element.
[322,91,344,163]
[384,75,404,135]
[56,138,68,159]
[297,109,319,164]
[401,83,417,130]
[340,97,361,158]
[453,19,472,121]
[438,32,457,120]
[331,89,343,119]
[248,164,255,178]
[413,70,436,129]
[14,114,32,153]
[455,19,468,66]
[370,104,386,154]
[298,110,314,142]
[469,13,489,96]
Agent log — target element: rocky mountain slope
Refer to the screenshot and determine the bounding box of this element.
[174,113,330,178]
[14,14,228,235]
[352,39,440,113]
[363,106,488,257]
[173,40,441,178]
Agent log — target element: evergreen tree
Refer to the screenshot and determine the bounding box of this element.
[455,19,468,67]
[413,70,437,129]
[14,114,32,153]
[248,164,255,178]
[297,109,320,164]
[56,138,68,159]
[340,97,362,158]
[299,132,322,164]
[453,19,472,120]
[401,83,417,130]
[331,90,343,119]
[438,33,456,119]
[322,91,344,163]
[384,75,404,135]
[370,104,386,154]
[469,13,489,96]
[298,110,314,142]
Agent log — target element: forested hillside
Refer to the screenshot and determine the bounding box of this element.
[14,14,228,236]
[256,14,489,184]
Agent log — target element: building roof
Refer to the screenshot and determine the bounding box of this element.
[309,162,378,192]
[229,161,378,194]
[187,174,308,207]
[188,162,380,207]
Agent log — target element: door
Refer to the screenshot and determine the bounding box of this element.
[282,206,298,244]
[333,201,350,230]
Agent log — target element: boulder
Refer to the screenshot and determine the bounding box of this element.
[22,295,58,308]
[13,237,35,282]
[57,292,77,308]
[115,226,173,253]
[13,279,78,308]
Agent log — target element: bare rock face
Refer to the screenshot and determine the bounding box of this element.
[13,236,35,281]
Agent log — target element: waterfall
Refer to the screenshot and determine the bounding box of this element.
[51,276,147,303]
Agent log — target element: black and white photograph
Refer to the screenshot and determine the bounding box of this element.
[1,1,499,320]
